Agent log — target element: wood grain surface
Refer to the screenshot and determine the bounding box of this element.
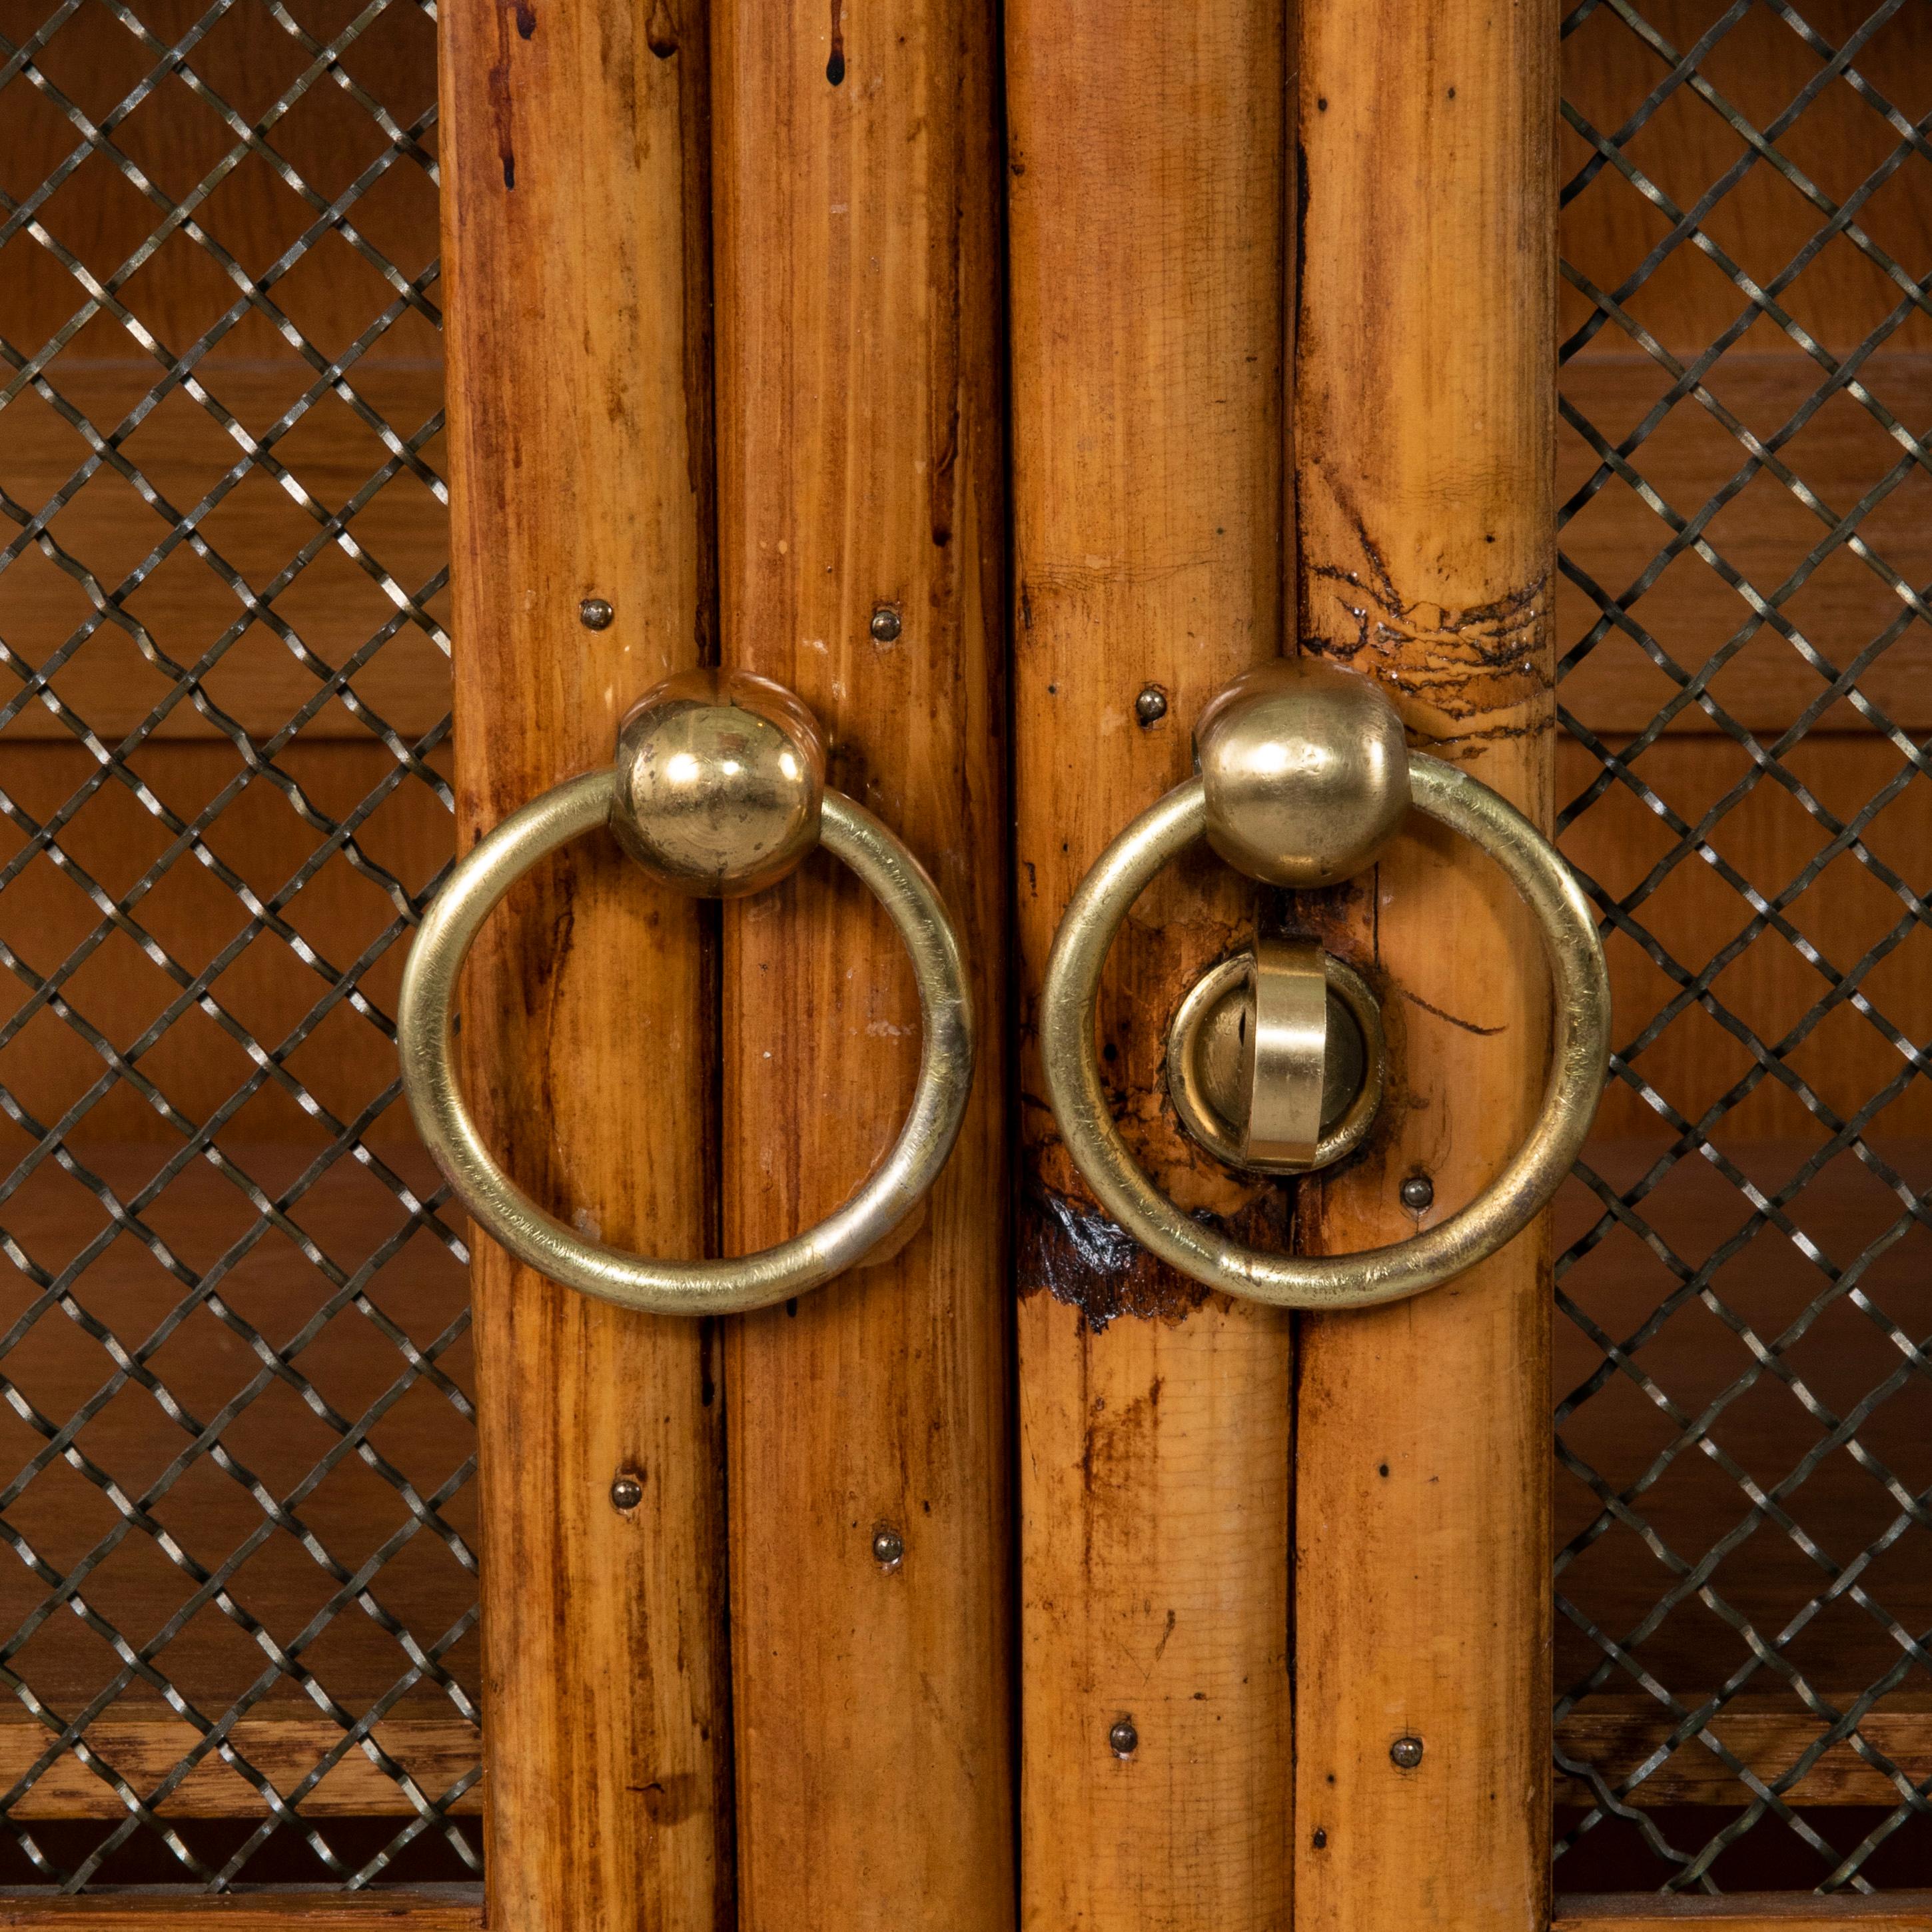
[0,1707,479,1820]
[709,3,1013,1929]
[0,3,441,362]
[0,743,454,1145]
[1547,0,1932,1860]
[1556,354,1932,737]
[1291,2,1558,1929]
[1554,1697,1932,1810]
[0,1895,482,1929]
[1007,5,1294,1928]
[1554,1899,1932,1929]
[440,2,728,1930]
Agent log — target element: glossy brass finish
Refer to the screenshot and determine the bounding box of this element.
[398,685,973,1316]
[610,667,828,895]
[1242,937,1327,1167]
[1166,942,1383,1175]
[1041,664,1610,1310]
[1195,656,1411,887]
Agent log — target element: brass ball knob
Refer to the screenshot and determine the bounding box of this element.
[1194,658,1410,887]
[611,668,827,896]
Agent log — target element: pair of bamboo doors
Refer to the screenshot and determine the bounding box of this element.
[452,0,1560,1925]
[5,0,1929,1914]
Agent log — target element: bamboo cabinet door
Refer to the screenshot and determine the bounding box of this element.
[430,0,1932,1920]
[1011,0,1932,1925]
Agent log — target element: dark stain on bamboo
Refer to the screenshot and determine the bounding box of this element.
[488,0,520,189]
[1018,1175,1294,1329]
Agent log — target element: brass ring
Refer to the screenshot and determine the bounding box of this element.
[1041,755,1609,1310]
[398,772,974,1316]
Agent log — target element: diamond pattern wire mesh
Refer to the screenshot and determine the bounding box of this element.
[1555,0,1932,1893]
[0,0,478,1891]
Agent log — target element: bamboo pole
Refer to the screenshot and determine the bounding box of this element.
[1290,1,1558,1927]
[710,4,1013,1928]
[440,1,727,1927]
[1007,9,1294,1928]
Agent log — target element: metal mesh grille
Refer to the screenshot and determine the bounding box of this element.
[0,0,477,1889]
[1556,0,1932,1891]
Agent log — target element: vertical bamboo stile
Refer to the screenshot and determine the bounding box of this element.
[710,5,1012,1930]
[1291,3,1557,1928]
[1007,9,1294,1929]
[440,4,727,1929]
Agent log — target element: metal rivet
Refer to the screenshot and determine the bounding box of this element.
[1399,1173,1434,1212]
[1135,684,1169,727]
[871,1528,905,1567]
[1108,1718,1139,1757]
[610,1473,643,1510]
[1390,1735,1424,1769]
[579,596,614,631]
[870,606,902,643]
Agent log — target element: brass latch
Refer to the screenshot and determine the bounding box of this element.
[1166,937,1383,1175]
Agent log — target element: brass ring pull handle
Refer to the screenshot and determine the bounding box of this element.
[398,670,975,1316]
[1041,659,1610,1311]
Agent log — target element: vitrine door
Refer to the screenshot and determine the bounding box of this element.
[0,0,1013,1921]
[1008,0,1932,1923]
[1548,0,1932,1907]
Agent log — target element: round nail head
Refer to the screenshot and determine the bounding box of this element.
[580,596,614,631]
[870,606,903,644]
[1135,685,1169,727]
[610,1473,643,1511]
[1400,1173,1435,1212]
[1109,1719,1139,1757]
[872,1528,905,1567]
[1390,1735,1424,1769]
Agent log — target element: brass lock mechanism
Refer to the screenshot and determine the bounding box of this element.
[1166,938,1384,1175]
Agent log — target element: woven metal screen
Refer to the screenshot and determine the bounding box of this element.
[0,0,478,1891]
[1555,0,1932,1893]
